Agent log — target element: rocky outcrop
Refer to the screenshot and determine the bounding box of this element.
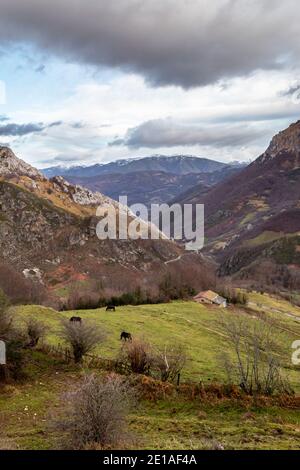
[0,146,43,179]
[50,175,115,207]
[258,120,300,167]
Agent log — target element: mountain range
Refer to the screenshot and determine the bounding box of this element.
[43,155,234,178]
[43,155,244,207]
[1,120,300,298]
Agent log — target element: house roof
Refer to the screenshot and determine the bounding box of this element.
[194,290,227,304]
[194,290,219,302]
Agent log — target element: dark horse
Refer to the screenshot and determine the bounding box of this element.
[70,316,82,323]
[106,304,116,312]
[120,331,132,342]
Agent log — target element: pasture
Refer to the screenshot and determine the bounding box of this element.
[1,293,300,450]
[11,294,300,389]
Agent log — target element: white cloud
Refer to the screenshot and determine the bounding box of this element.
[1,61,299,167]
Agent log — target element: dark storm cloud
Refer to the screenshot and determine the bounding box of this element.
[111,119,265,149]
[48,120,63,128]
[280,83,300,102]
[281,83,300,96]
[0,0,299,88]
[0,123,45,136]
[0,120,62,136]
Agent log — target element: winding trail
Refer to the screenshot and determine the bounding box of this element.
[164,251,203,265]
[248,301,300,323]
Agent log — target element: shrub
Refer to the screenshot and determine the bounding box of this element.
[59,374,134,449]
[24,317,46,348]
[4,339,26,381]
[60,319,106,363]
[118,338,153,375]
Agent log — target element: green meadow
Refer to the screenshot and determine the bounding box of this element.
[1,293,300,450]
[10,294,300,389]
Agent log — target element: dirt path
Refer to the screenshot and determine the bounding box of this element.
[164,251,203,265]
[248,302,300,323]
[161,311,227,338]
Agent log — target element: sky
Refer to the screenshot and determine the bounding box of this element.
[0,0,299,168]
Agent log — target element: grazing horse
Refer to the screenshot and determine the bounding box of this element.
[70,316,82,323]
[106,304,116,312]
[120,331,132,342]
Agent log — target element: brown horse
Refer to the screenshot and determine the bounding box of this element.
[70,316,82,323]
[106,304,116,312]
[120,331,132,342]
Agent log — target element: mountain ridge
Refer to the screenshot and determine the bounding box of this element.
[175,120,300,290]
[43,155,244,208]
[43,154,241,178]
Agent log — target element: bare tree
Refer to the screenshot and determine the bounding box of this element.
[154,344,187,382]
[58,374,134,449]
[60,320,106,363]
[219,315,292,396]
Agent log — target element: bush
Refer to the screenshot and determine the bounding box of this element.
[24,317,46,348]
[4,339,26,381]
[60,319,106,363]
[118,338,153,375]
[59,374,134,449]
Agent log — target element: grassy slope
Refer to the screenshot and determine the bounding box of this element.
[1,352,300,450]
[11,295,300,388]
[2,294,300,450]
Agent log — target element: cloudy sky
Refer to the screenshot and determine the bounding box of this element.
[0,0,299,168]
